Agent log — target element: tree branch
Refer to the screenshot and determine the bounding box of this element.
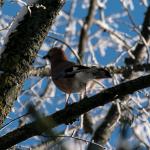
[87,104,118,150]
[108,63,150,74]
[78,0,96,61]
[125,6,150,65]
[0,74,150,149]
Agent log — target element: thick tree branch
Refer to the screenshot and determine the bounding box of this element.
[0,74,150,149]
[0,0,65,125]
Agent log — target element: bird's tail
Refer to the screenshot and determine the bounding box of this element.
[90,66,111,79]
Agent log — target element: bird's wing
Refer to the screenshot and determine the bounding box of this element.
[64,65,90,77]
[64,65,111,79]
[53,63,111,80]
[53,64,90,80]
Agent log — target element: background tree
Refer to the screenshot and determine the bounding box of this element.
[0,0,150,149]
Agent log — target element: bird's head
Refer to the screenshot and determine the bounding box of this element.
[44,47,67,63]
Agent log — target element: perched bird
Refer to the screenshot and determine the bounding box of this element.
[44,47,111,94]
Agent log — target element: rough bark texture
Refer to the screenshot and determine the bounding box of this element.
[0,74,150,149]
[0,0,65,125]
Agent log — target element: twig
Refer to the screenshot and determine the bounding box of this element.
[94,20,135,58]
[125,6,150,66]
[125,7,150,63]
[0,112,30,131]
[42,134,106,149]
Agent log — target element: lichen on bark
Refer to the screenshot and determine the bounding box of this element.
[0,0,65,125]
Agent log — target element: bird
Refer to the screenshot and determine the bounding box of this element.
[44,47,111,94]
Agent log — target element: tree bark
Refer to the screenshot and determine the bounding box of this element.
[0,0,65,125]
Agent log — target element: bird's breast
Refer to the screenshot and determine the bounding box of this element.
[52,77,86,93]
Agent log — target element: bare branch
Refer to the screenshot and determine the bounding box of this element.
[125,6,150,65]
[108,63,150,74]
[29,67,51,77]
[41,134,106,149]
[78,0,97,61]
[87,104,119,150]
